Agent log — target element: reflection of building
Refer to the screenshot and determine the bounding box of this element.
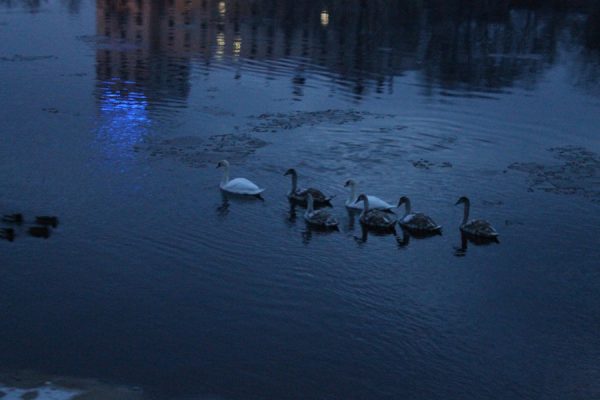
[96,0,192,102]
[94,0,596,100]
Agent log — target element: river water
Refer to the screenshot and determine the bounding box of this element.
[1,1,599,399]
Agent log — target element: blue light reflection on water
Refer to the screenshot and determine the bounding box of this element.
[95,78,150,162]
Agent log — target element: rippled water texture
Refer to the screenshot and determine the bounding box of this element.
[1,0,599,399]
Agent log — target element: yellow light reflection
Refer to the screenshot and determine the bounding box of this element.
[216,32,226,59]
[218,1,226,16]
[233,36,242,57]
[320,10,329,26]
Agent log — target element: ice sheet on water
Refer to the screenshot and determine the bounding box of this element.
[0,384,80,400]
[508,146,600,202]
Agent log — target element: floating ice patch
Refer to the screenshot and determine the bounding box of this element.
[0,54,56,62]
[76,35,140,51]
[0,370,144,400]
[0,384,80,399]
[248,109,393,132]
[410,159,453,170]
[135,133,268,167]
[508,146,600,202]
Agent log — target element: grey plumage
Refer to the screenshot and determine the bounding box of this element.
[354,194,397,231]
[397,196,441,234]
[285,168,332,207]
[455,196,499,240]
[304,193,338,228]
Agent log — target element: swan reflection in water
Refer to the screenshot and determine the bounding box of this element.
[345,208,361,231]
[287,200,338,244]
[454,231,500,257]
[287,201,298,224]
[396,227,441,247]
[217,190,265,217]
[301,223,339,244]
[353,224,399,246]
[354,223,444,249]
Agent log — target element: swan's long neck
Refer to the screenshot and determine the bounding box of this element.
[462,200,470,225]
[402,198,412,217]
[307,195,314,213]
[221,164,230,185]
[347,184,357,203]
[360,196,370,217]
[290,173,298,193]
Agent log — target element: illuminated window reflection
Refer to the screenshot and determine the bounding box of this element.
[320,10,329,26]
[233,36,242,57]
[216,32,226,59]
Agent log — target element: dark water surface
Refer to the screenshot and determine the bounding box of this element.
[1,0,600,399]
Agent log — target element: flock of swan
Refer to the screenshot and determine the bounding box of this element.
[217,160,499,241]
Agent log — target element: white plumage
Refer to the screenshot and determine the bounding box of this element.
[217,160,264,196]
[344,179,394,210]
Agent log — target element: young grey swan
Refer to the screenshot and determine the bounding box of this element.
[354,194,397,231]
[397,196,441,234]
[304,193,338,229]
[455,196,498,240]
[284,168,332,207]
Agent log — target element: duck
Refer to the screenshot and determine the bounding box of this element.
[284,168,332,207]
[0,227,15,241]
[217,160,264,196]
[304,193,338,229]
[397,196,441,234]
[344,179,394,210]
[455,196,499,240]
[2,213,23,224]
[28,226,51,239]
[354,193,397,231]
[35,216,59,228]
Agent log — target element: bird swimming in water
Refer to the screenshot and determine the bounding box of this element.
[455,196,499,240]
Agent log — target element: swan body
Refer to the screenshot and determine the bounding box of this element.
[455,196,498,239]
[304,193,338,228]
[397,196,441,233]
[217,160,264,196]
[344,180,394,210]
[354,194,397,231]
[285,168,332,206]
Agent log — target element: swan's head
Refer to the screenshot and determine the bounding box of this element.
[455,196,470,206]
[397,196,409,207]
[354,193,368,204]
[283,168,297,177]
[344,179,356,188]
[216,160,230,169]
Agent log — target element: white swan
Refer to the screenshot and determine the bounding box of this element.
[344,179,394,210]
[216,160,264,196]
[455,196,499,240]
